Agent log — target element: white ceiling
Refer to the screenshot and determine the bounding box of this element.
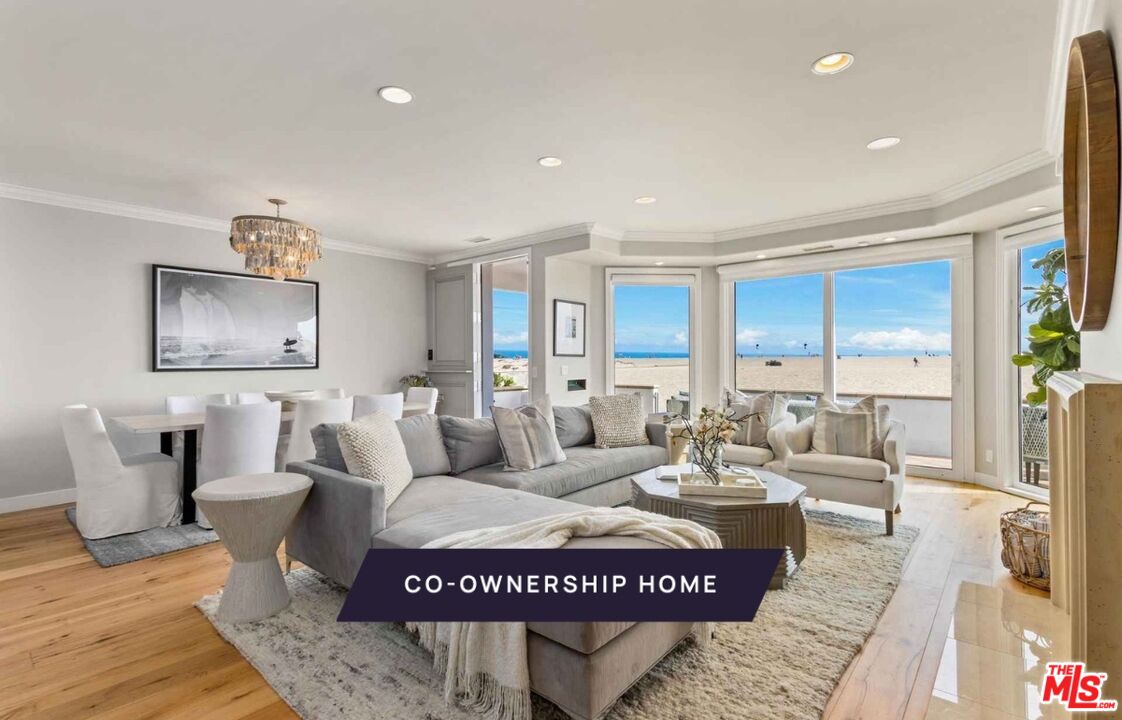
[0,1,1058,258]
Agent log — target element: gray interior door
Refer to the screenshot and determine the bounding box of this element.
[426,264,481,417]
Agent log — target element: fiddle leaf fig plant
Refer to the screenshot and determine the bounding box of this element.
[1010,247,1080,406]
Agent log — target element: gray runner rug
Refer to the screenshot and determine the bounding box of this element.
[65,507,218,566]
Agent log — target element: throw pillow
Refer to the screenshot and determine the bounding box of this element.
[310,422,347,472]
[589,394,649,449]
[553,404,596,448]
[396,413,452,477]
[439,416,504,473]
[493,395,567,471]
[725,389,789,448]
[336,412,414,506]
[811,395,884,459]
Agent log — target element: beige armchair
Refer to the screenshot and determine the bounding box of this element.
[773,415,906,535]
[721,411,796,471]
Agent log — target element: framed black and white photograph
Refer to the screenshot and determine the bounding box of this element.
[553,299,586,357]
[152,265,319,371]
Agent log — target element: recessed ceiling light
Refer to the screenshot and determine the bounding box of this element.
[634,196,657,204]
[866,136,901,150]
[378,86,413,104]
[812,52,854,75]
[654,261,665,266]
[1026,205,1048,213]
[756,254,767,259]
[538,156,563,168]
[882,236,898,243]
[857,241,870,247]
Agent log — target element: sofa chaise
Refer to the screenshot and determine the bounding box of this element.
[285,407,686,720]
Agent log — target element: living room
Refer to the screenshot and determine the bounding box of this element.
[3,1,1122,719]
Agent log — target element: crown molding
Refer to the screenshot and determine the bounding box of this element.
[929,149,1056,204]
[0,182,432,264]
[433,222,597,264]
[1044,0,1099,156]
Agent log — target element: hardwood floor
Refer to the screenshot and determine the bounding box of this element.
[0,477,1056,719]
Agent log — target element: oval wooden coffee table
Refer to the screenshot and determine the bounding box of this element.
[631,465,807,589]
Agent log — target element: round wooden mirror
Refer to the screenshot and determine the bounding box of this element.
[1063,30,1120,331]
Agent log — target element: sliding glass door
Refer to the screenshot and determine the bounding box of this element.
[608,270,698,415]
[725,243,969,480]
[734,273,824,420]
[835,261,953,471]
[480,256,530,415]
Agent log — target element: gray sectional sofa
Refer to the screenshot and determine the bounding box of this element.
[285,406,681,720]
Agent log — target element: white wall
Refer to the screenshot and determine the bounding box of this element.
[972,230,1000,476]
[1081,0,1122,380]
[544,256,598,404]
[0,198,428,505]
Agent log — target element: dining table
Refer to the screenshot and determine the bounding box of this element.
[113,401,431,524]
[113,411,294,524]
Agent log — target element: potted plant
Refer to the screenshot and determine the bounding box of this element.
[1011,247,1080,405]
[664,406,756,484]
[399,373,433,389]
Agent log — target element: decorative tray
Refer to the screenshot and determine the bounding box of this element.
[677,469,768,498]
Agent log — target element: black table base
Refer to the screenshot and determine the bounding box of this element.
[161,429,199,525]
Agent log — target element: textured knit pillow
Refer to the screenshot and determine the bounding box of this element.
[725,389,789,448]
[811,395,883,459]
[493,395,567,471]
[336,412,413,506]
[589,394,649,449]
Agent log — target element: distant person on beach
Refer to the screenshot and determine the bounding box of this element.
[913,357,920,368]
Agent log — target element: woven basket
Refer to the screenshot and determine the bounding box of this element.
[1000,501,1051,590]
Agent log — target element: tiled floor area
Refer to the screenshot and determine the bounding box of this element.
[925,583,1069,720]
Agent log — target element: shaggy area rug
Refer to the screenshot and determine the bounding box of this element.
[65,507,217,566]
[197,509,917,720]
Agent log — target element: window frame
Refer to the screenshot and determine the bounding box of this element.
[717,235,974,480]
[605,267,702,415]
[997,216,1064,499]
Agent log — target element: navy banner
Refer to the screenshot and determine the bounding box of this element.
[338,548,782,622]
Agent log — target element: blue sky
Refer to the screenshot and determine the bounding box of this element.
[735,261,952,356]
[492,289,528,352]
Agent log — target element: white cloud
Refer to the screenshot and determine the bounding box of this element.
[672,330,688,346]
[494,330,528,345]
[783,340,799,348]
[736,328,767,343]
[845,327,951,351]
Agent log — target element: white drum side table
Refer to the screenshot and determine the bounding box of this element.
[193,472,312,623]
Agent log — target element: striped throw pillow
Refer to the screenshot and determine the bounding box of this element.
[493,395,567,471]
[811,395,884,459]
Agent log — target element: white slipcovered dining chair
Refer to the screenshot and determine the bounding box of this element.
[196,402,282,529]
[165,394,232,463]
[353,393,404,420]
[405,386,438,414]
[60,405,181,539]
[311,388,345,399]
[236,392,269,405]
[278,397,355,470]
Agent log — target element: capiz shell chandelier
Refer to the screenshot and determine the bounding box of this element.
[229,198,321,281]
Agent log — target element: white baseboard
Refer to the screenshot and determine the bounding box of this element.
[0,487,76,515]
[973,472,1001,489]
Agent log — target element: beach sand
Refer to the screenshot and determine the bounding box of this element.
[615,356,954,399]
[500,354,1034,403]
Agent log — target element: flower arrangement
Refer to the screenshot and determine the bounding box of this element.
[399,373,433,389]
[664,406,759,483]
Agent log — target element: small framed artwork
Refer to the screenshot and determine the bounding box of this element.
[553,299,586,357]
[152,264,319,371]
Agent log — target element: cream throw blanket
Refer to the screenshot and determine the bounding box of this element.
[407,506,722,720]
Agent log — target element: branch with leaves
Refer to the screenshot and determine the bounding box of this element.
[664,406,760,484]
[1010,247,1080,405]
